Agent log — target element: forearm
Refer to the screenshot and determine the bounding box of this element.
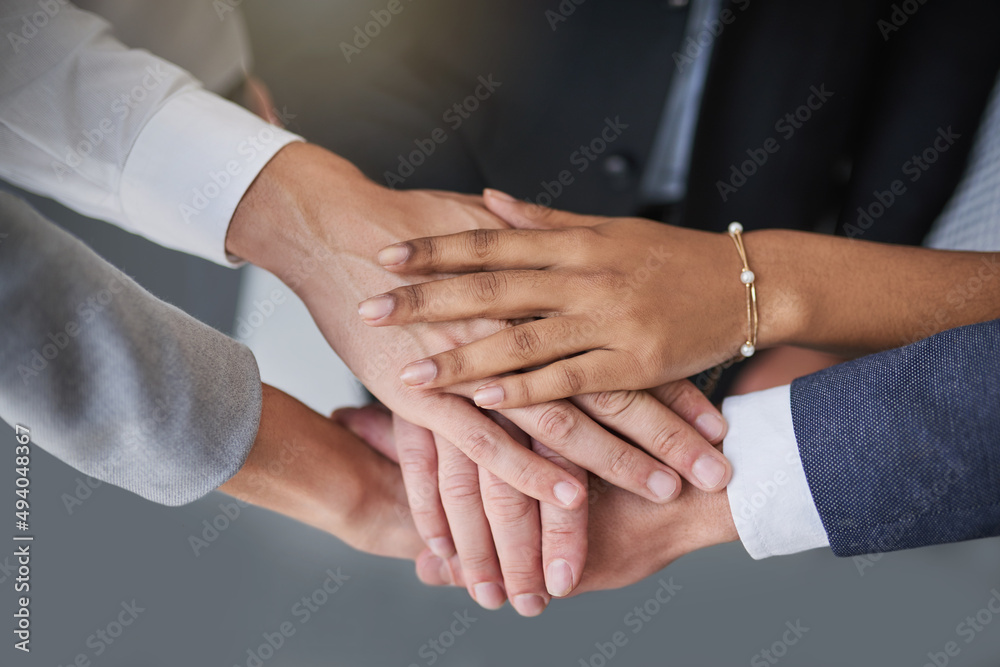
[750,229,1000,356]
[219,384,423,559]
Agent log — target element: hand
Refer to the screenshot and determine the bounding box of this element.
[218,385,424,559]
[415,444,740,595]
[360,188,784,408]
[226,143,587,508]
[225,144,635,614]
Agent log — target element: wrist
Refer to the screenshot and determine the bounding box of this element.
[225,142,379,293]
[742,229,811,350]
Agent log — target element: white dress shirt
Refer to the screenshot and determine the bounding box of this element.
[723,69,1000,558]
[0,0,301,266]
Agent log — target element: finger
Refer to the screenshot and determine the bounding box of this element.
[483,188,605,230]
[397,318,594,390]
[574,388,732,492]
[502,400,682,504]
[358,270,561,326]
[435,435,507,610]
[532,440,588,598]
[474,412,549,616]
[376,227,567,275]
[479,468,549,616]
[415,549,457,587]
[439,401,587,509]
[472,351,638,409]
[394,415,455,559]
[650,380,728,444]
[332,405,397,461]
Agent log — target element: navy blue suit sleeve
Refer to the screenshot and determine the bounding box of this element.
[790,318,1000,557]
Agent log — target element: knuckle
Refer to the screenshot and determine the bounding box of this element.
[399,284,427,314]
[399,456,435,476]
[508,325,542,361]
[414,237,438,264]
[484,491,535,525]
[589,390,638,418]
[604,446,639,480]
[460,550,498,574]
[650,423,691,462]
[440,348,466,378]
[558,364,586,395]
[471,271,506,303]
[438,472,481,503]
[469,229,499,260]
[460,428,499,466]
[536,403,578,443]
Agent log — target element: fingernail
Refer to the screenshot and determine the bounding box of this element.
[511,594,548,617]
[358,295,394,321]
[693,455,727,489]
[473,385,504,408]
[400,360,437,386]
[646,470,678,501]
[427,536,455,559]
[473,582,506,610]
[553,481,580,507]
[546,559,575,597]
[695,413,726,441]
[378,243,410,266]
[485,188,517,202]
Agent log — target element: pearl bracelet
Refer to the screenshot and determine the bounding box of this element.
[727,221,758,359]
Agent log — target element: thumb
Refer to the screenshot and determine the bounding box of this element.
[483,188,603,229]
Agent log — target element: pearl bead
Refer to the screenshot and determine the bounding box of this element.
[740,343,755,357]
[740,269,755,284]
[728,221,743,234]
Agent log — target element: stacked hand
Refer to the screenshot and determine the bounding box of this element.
[226,145,733,614]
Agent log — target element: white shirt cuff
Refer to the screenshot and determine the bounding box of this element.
[119,89,302,266]
[723,384,830,559]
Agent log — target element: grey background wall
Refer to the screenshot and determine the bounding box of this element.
[3,1,1000,665]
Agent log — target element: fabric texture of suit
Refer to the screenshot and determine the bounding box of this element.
[0,192,261,505]
[791,318,1000,557]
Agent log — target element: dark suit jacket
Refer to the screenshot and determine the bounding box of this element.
[792,318,1000,556]
[301,0,1000,247]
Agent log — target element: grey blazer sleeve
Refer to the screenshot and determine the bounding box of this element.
[0,192,261,505]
